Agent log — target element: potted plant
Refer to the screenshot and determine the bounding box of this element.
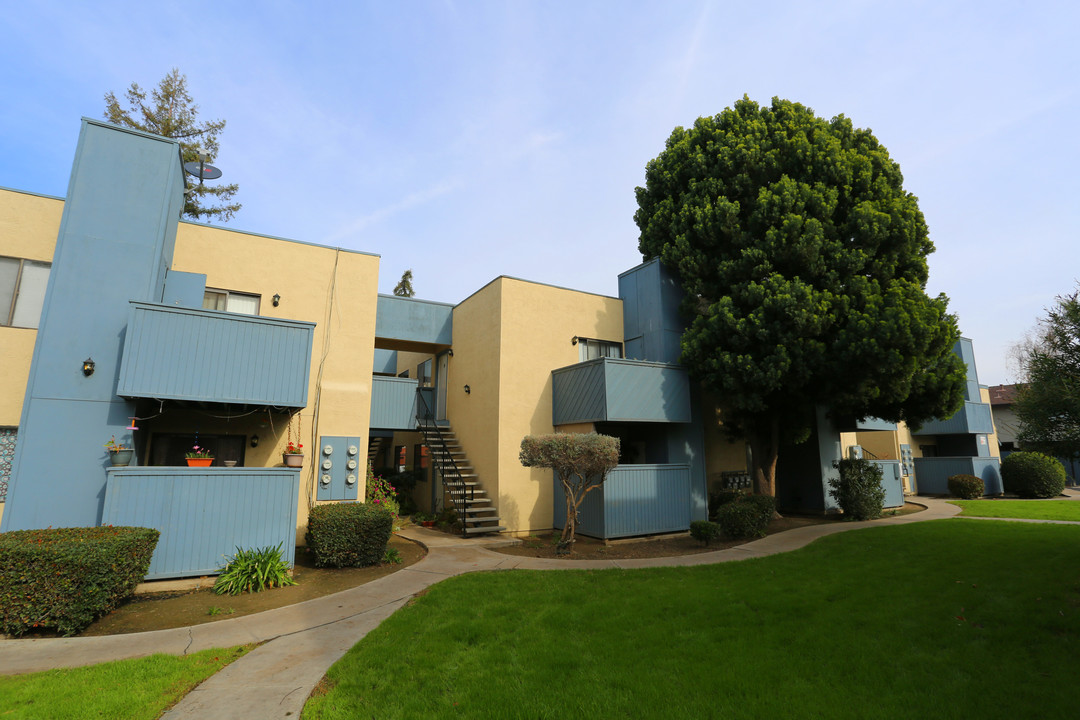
[104,436,134,466]
[185,444,214,467]
[412,511,435,528]
[282,441,304,468]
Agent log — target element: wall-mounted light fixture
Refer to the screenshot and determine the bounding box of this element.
[250,434,259,448]
[447,349,454,357]
[272,294,281,307]
[82,358,95,376]
[464,384,471,394]
[571,336,578,345]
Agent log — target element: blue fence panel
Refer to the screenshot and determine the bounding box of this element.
[552,358,691,425]
[102,467,300,579]
[913,457,1003,495]
[870,460,905,507]
[370,376,419,429]
[553,464,691,539]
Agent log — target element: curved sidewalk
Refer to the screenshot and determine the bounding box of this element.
[1,498,965,718]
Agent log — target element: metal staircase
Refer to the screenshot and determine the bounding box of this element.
[416,391,504,536]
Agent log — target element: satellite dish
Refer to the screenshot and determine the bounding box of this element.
[184,161,222,180]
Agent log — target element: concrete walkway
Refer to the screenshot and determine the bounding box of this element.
[0,495,1069,719]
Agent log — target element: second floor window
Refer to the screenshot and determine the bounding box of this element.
[1,256,51,329]
[203,289,260,315]
[578,338,623,362]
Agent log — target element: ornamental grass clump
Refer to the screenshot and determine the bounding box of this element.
[948,474,984,499]
[829,458,886,520]
[1001,451,1066,498]
[213,543,297,596]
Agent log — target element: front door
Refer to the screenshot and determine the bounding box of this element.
[435,351,449,422]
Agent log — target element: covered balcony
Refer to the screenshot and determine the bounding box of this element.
[914,401,995,436]
[552,358,691,425]
[117,302,315,408]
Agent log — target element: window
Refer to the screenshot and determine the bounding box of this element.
[418,359,432,387]
[203,289,260,315]
[1,256,51,328]
[0,427,16,501]
[577,337,623,362]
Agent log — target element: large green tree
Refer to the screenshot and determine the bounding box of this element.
[634,96,965,497]
[104,68,240,222]
[1016,286,1080,459]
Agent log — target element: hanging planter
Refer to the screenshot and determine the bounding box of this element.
[186,457,214,467]
[282,453,304,468]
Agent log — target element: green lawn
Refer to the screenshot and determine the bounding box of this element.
[950,499,1080,521]
[304,520,1080,719]
[0,645,252,719]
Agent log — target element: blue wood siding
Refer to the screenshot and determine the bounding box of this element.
[370,376,419,429]
[617,259,685,364]
[870,460,905,508]
[915,401,995,435]
[912,457,1003,495]
[117,302,315,407]
[101,467,300,580]
[375,295,452,346]
[553,464,691,539]
[552,358,691,425]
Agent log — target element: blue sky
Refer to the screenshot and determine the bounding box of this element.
[2,1,1076,385]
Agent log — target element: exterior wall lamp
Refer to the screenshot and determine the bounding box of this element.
[272,294,281,307]
[464,385,471,394]
[571,336,578,345]
[250,434,259,448]
[82,358,95,376]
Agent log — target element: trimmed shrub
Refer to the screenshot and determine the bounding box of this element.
[948,474,984,499]
[306,502,394,568]
[707,489,744,520]
[829,458,886,521]
[689,520,722,546]
[716,494,775,540]
[214,543,297,595]
[0,526,159,637]
[1001,451,1067,498]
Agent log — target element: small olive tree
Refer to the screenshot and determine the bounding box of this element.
[519,433,620,552]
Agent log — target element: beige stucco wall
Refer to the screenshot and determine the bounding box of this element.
[173,223,380,540]
[450,277,623,534]
[0,190,62,426]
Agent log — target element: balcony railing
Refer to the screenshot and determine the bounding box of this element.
[552,358,691,425]
[117,302,314,407]
[912,457,1002,495]
[102,467,301,580]
[370,375,420,430]
[914,401,995,436]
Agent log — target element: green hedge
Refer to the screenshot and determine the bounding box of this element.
[689,520,722,546]
[947,474,984,499]
[707,489,745,521]
[1001,452,1066,499]
[830,458,886,520]
[716,494,775,540]
[306,502,394,568]
[0,526,159,637]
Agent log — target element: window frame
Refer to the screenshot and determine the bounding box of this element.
[577,337,623,362]
[1,255,51,329]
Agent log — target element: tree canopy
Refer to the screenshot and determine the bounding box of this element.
[393,269,415,297]
[104,68,240,222]
[1016,285,1080,459]
[634,96,965,496]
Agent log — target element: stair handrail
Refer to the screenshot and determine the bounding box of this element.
[415,388,473,536]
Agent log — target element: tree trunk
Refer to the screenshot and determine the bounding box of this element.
[748,416,782,518]
[560,479,576,553]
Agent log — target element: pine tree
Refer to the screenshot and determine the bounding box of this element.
[104,68,241,222]
[393,269,415,297]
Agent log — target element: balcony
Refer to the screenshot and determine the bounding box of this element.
[552,358,691,425]
[117,302,315,408]
[370,376,420,430]
[101,467,301,580]
[912,457,1003,495]
[913,401,995,436]
[553,464,691,539]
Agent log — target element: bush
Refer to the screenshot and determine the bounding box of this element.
[830,458,886,520]
[690,520,722,546]
[214,543,297,595]
[716,494,775,539]
[707,489,744,520]
[0,526,159,637]
[1001,452,1067,498]
[948,474,984,499]
[306,502,394,568]
[366,465,400,517]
